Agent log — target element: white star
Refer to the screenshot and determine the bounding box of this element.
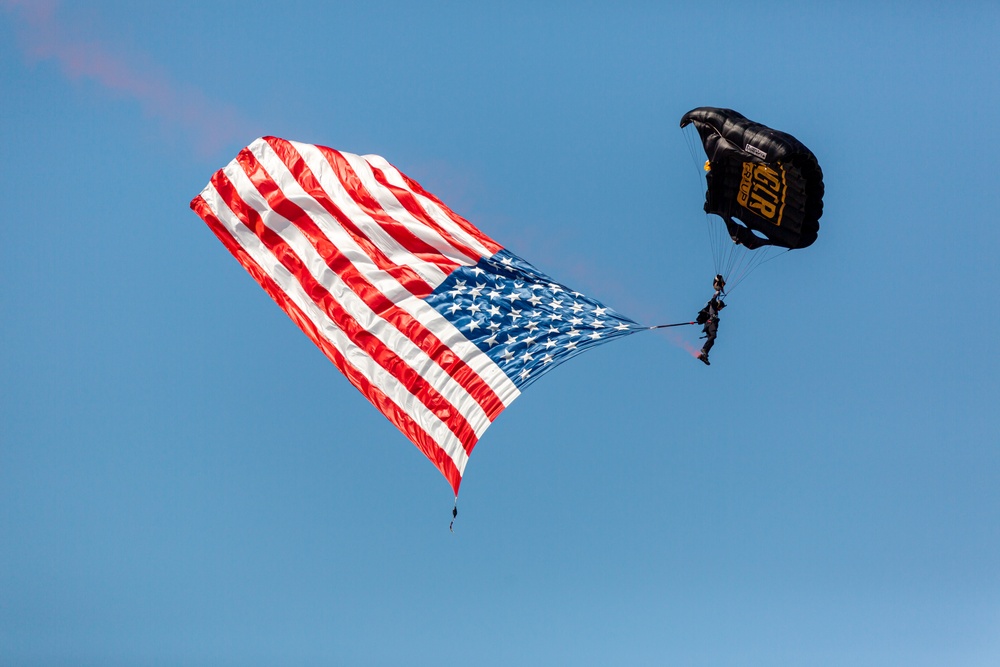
[448,302,462,314]
[548,283,563,292]
[525,321,539,332]
[543,339,557,349]
[589,331,603,340]
[509,308,523,322]
[521,351,534,363]
[504,291,520,303]
[569,303,584,313]
[530,284,544,291]
[513,281,524,289]
[572,291,584,297]
[548,299,563,309]
[569,316,584,326]
[542,354,554,364]
[546,326,560,335]
[567,329,580,337]
[614,323,629,331]
[484,333,499,347]
[528,294,543,306]
[488,321,502,332]
[488,304,502,317]
[523,335,537,346]
[519,368,531,380]
[468,302,482,314]
[468,284,485,299]
[549,312,562,322]
[590,319,604,328]
[467,319,482,332]
[470,266,485,277]
[487,289,502,300]
[504,334,518,345]
[500,256,514,266]
[565,341,578,351]
[593,306,607,316]
[501,348,515,361]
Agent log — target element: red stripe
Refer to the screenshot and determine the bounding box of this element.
[241,145,435,299]
[209,170,482,453]
[305,142,462,275]
[396,170,503,255]
[191,194,465,495]
[250,142,507,420]
[368,164,484,264]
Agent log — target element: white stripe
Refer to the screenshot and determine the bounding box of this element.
[341,151,476,266]
[250,140,521,407]
[363,154,495,259]
[200,180,471,475]
[252,140,448,287]
[221,161,494,439]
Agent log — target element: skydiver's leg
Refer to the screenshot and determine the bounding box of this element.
[697,331,715,365]
[702,333,715,355]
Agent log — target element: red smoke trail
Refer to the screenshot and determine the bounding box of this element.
[2,0,260,157]
[674,332,702,358]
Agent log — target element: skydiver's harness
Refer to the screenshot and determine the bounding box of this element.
[696,302,721,327]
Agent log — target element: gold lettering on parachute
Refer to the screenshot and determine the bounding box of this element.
[737,162,787,226]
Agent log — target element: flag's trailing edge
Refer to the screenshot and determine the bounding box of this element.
[191,137,647,495]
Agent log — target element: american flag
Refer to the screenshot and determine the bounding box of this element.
[191,137,646,495]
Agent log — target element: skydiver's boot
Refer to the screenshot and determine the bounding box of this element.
[697,350,710,366]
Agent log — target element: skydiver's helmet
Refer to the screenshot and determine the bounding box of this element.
[715,300,726,311]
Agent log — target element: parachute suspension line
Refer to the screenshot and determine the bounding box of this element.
[721,221,736,277]
[712,215,740,280]
[728,243,760,286]
[706,214,722,276]
[683,125,709,190]
[686,125,724,276]
[700,214,789,295]
[687,126,773,291]
[714,217,743,283]
[725,249,754,293]
[723,247,789,295]
[723,237,742,283]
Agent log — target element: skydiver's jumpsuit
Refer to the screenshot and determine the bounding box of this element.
[699,298,723,359]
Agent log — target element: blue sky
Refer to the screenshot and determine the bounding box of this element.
[2,2,999,665]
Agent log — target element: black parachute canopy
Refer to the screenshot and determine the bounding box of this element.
[681,107,824,250]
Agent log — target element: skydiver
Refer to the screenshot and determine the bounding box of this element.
[696,295,725,366]
[712,274,726,297]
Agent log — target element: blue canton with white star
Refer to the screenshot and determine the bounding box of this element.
[424,249,643,389]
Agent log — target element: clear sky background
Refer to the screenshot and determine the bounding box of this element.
[2,2,999,665]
